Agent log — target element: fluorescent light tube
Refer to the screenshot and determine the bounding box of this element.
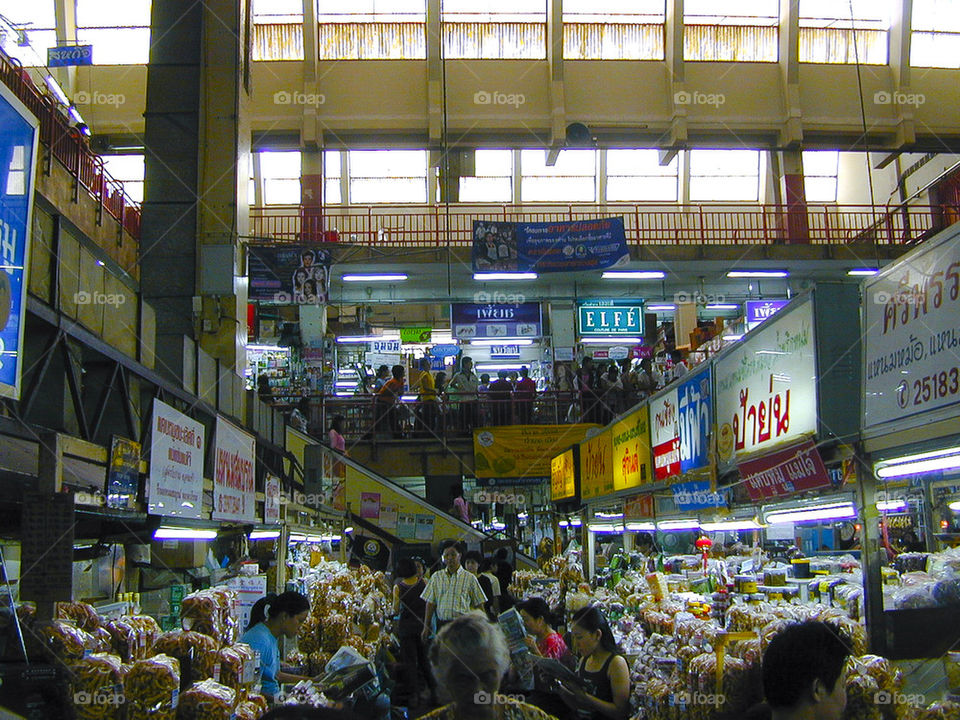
[949,501,960,513]
[569,518,583,527]
[875,447,960,479]
[625,522,656,531]
[475,363,526,371]
[588,523,624,533]
[705,304,741,310]
[250,530,281,540]
[154,527,218,540]
[727,270,789,278]
[342,273,408,282]
[595,512,624,519]
[336,336,383,343]
[289,533,307,541]
[44,75,70,105]
[580,337,643,344]
[847,268,879,276]
[246,344,287,352]
[558,520,569,527]
[765,502,856,524]
[657,519,701,531]
[876,500,907,512]
[474,272,538,281]
[647,304,676,311]
[470,338,535,346]
[334,381,358,387]
[723,334,744,341]
[602,271,665,280]
[700,520,763,531]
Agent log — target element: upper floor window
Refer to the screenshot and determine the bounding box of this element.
[520,149,598,202]
[316,0,426,59]
[101,154,145,204]
[0,1,58,67]
[459,150,513,203]
[684,0,779,62]
[606,149,679,202]
[252,0,304,60]
[76,0,151,65]
[442,0,546,59]
[349,150,429,204]
[911,0,960,68]
[260,150,302,205]
[802,150,839,202]
[799,0,890,64]
[689,149,760,202]
[563,0,665,60]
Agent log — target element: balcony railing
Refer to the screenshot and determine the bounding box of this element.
[250,202,957,247]
[0,48,142,239]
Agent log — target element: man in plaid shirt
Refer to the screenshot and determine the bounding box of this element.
[421,540,486,641]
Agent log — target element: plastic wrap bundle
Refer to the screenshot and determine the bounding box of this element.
[217,643,258,690]
[894,553,929,575]
[70,653,126,720]
[279,680,337,707]
[180,587,238,646]
[152,630,220,685]
[843,672,883,720]
[175,679,237,720]
[124,654,181,720]
[106,615,161,662]
[727,636,763,665]
[57,602,102,632]
[38,619,96,661]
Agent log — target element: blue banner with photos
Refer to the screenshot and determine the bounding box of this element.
[472,218,629,273]
[248,245,331,304]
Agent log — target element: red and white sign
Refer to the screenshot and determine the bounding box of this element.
[264,474,281,525]
[213,417,257,523]
[737,439,831,502]
[650,389,681,480]
[147,399,205,518]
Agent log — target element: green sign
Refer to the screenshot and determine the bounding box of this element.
[577,299,645,336]
[400,327,432,343]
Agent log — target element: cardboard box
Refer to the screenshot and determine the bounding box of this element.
[151,540,209,569]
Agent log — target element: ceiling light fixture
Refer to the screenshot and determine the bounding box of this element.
[580,337,644,344]
[847,268,879,276]
[474,272,538,281]
[874,447,960,479]
[153,527,218,540]
[765,502,856,524]
[657,519,701,531]
[469,338,535,346]
[249,530,281,540]
[646,304,676,311]
[700,519,763,531]
[601,271,666,280]
[876,500,907,513]
[341,273,408,282]
[625,521,656,531]
[727,270,789,278]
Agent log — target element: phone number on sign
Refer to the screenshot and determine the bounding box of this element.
[897,368,960,409]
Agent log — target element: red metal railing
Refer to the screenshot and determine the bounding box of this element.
[251,202,958,247]
[0,48,142,240]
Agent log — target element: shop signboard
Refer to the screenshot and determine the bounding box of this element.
[212,417,257,523]
[746,299,791,329]
[430,343,460,357]
[624,493,655,520]
[550,447,577,502]
[671,480,727,511]
[737,439,831,502]
[649,389,681,481]
[577,299,645,337]
[0,83,39,400]
[106,436,141,510]
[474,424,597,481]
[369,339,401,353]
[264,475,281,524]
[147,399,205,518]
[863,224,960,432]
[351,535,391,571]
[472,218,629,274]
[580,428,614,499]
[490,344,521,359]
[48,44,93,66]
[248,245,330,304]
[400,327,432,343]
[611,407,652,491]
[451,302,542,339]
[715,298,817,462]
[678,366,712,473]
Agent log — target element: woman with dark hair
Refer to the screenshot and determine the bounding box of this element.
[393,558,431,708]
[558,605,631,720]
[240,591,312,701]
[517,597,569,662]
[328,415,346,453]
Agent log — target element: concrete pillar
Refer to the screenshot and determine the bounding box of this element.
[779,150,810,244]
[52,0,78,96]
[301,148,324,241]
[140,0,250,382]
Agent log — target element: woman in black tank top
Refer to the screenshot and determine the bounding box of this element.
[558,605,631,720]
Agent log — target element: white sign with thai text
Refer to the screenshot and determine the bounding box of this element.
[147,399,205,518]
[213,417,257,523]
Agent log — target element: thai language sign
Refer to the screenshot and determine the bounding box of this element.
[715,298,817,462]
[248,245,330,304]
[474,424,598,481]
[452,302,542,339]
[580,428,614,499]
[213,417,257,522]
[577,299,645,337]
[650,390,681,481]
[863,227,960,430]
[264,475,281,524]
[0,84,38,400]
[611,407,652,492]
[671,480,727,511]
[746,299,790,329]
[678,367,712,473]
[737,439,831,501]
[48,44,93,66]
[550,448,577,501]
[147,399,205,518]
[472,218,629,274]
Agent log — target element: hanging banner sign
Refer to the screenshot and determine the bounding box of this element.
[248,245,330,304]
[147,399,205,518]
[452,302,542,339]
[580,428,614,499]
[430,343,460,357]
[490,344,521,358]
[370,339,401,353]
[48,44,93,67]
[577,299,645,337]
[650,389,681,481]
[737,439,832,502]
[715,298,817,462]
[213,417,257,523]
[264,475,281,524]
[671,480,727,511]
[863,226,960,431]
[472,218,629,274]
[611,406,652,491]
[550,448,577,502]
[678,366,712,473]
[746,299,791,329]
[475,424,598,481]
[0,84,39,400]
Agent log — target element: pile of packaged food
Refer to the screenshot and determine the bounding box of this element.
[152,629,221,685]
[888,547,960,610]
[69,652,127,720]
[175,678,237,720]
[124,654,181,720]
[179,587,239,646]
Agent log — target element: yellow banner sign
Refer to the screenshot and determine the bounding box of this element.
[612,406,653,491]
[580,429,614,500]
[551,448,576,501]
[474,424,598,480]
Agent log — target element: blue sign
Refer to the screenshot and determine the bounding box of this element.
[746,299,790,326]
[0,85,38,400]
[47,45,93,67]
[678,367,711,473]
[577,299,644,337]
[490,345,521,359]
[429,343,460,358]
[472,218,629,274]
[451,302,542,340]
[672,480,727,511]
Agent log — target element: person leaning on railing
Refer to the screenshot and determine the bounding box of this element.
[375,365,406,438]
[448,356,480,435]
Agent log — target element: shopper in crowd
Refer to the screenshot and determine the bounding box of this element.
[421,611,556,720]
[448,356,480,435]
[760,621,849,720]
[241,591,312,701]
[448,484,470,524]
[420,540,487,642]
[289,395,311,434]
[518,597,570,662]
[478,372,492,424]
[372,364,390,393]
[487,370,514,425]
[493,547,515,599]
[617,360,639,412]
[328,414,346,453]
[393,558,432,709]
[598,364,621,424]
[558,605,631,720]
[478,557,502,617]
[514,365,538,424]
[415,357,439,437]
[463,551,499,618]
[635,358,659,401]
[258,374,273,404]
[669,349,688,380]
[374,364,406,438]
[578,357,600,424]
